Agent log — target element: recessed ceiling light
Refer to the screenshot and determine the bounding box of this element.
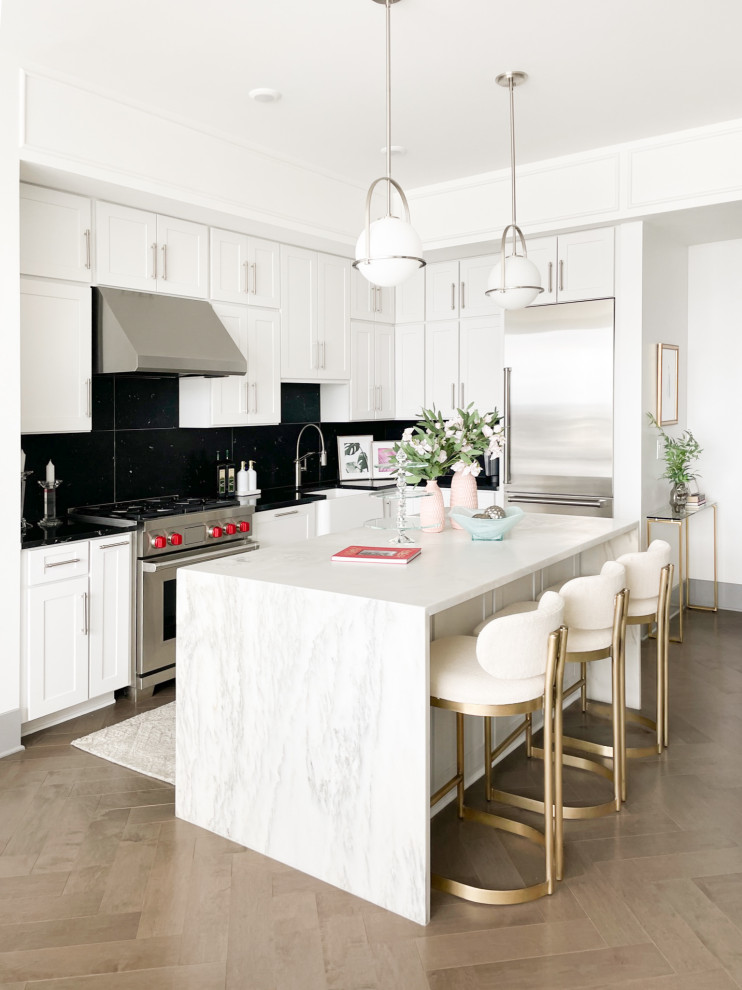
[249,88,282,103]
[380,145,406,156]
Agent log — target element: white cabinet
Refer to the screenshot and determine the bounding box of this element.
[395,323,425,420]
[527,228,614,305]
[350,321,394,420]
[22,534,133,725]
[314,490,379,536]
[280,246,350,381]
[20,278,92,434]
[179,304,280,427]
[20,184,92,282]
[210,228,280,308]
[350,267,394,323]
[395,266,425,324]
[425,256,498,320]
[95,202,208,298]
[425,313,504,418]
[251,503,316,548]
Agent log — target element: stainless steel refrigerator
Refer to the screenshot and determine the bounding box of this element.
[503,299,614,517]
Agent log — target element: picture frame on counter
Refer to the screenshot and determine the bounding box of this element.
[337,435,373,481]
[657,343,679,426]
[371,441,397,480]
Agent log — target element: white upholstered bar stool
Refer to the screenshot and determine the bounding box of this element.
[430,592,568,904]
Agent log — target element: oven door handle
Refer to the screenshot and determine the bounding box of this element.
[140,542,258,573]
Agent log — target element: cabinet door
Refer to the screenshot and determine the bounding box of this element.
[247,308,281,425]
[350,321,375,420]
[558,228,615,302]
[317,253,350,380]
[25,576,89,720]
[395,266,425,323]
[21,278,92,434]
[425,261,459,320]
[459,314,504,416]
[375,285,395,324]
[210,227,250,304]
[395,323,425,420]
[251,504,316,547]
[88,535,132,696]
[248,237,280,309]
[20,185,92,282]
[374,324,395,419]
[458,255,498,318]
[213,303,251,426]
[157,215,208,299]
[280,245,317,379]
[524,235,557,305]
[350,266,374,321]
[95,202,157,290]
[425,320,459,417]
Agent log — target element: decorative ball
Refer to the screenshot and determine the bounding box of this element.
[484,505,506,518]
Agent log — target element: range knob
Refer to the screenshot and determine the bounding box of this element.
[169,532,183,546]
[150,534,167,550]
[224,523,237,536]
[238,520,251,533]
[208,525,224,539]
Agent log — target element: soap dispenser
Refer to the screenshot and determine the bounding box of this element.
[247,460,257,493]
[237,460,249,496]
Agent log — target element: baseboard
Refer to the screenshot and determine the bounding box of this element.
[689,579,741,612]
[21,692,115,737]
[0,708,24,758]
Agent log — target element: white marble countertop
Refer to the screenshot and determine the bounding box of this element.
[186,513,639,616]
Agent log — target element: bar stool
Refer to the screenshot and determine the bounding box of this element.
[430,592,567,904]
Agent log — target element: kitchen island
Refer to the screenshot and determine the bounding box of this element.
[176,513,638,924]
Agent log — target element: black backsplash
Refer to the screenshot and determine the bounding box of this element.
[21,379,415,523]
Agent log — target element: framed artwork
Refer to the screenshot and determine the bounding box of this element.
[371,440,397,479]
[337,435,373,481]
[657,343,679,426]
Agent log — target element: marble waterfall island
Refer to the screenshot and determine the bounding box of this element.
[175,513,639,924]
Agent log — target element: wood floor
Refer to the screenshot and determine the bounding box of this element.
[1,608,741,989]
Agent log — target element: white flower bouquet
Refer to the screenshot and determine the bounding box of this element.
[391,405,504,483]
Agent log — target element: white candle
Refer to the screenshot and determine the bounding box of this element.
[45,460,55,485]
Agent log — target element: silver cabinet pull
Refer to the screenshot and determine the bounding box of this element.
[162,244,168,281]
[84,229,91,270]
[460,281,465,309]
[459,382,464,407]
[151,243,158,279]
[321,341,326,368]
[98,540,130,549]
[451,283,456,310]
[85,378,91,418]
[377,384,382,410]
[243,261,249,294]
[45,557,81,569]
[275,509,299,517]
[548,261,553,294]
[451,383,455,408]
[81,592,88,635]
[559,259,564,292]
[251,262,257,294]
[252,381,258,413]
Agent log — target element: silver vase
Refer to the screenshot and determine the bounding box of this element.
[669,483,689,512]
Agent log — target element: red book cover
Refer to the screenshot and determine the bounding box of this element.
[331,545,421,564]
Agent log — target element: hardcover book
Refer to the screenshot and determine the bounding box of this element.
[331,545,421,564]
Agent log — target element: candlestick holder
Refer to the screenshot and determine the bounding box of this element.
[38,479,63,529]
[21,470,33,534]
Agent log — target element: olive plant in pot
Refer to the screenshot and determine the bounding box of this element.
[648,413,703,511]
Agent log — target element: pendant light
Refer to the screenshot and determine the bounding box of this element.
[353,0,425,288]
[486,71,543,310]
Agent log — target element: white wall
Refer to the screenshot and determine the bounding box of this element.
[687,240,742,599]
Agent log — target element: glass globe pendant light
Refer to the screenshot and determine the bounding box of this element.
[486,71,543,310]
[353,0,425,289]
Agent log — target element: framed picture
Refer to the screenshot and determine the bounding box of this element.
[371,440,397,479]
[657,343,679,426]
[337,435,373,481]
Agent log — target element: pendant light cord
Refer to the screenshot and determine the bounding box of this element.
[386,0,392,216]
[508,75,517,248]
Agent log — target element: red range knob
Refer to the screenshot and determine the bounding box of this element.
[224,523,237,535]
[169,532,183,546]
[151,534,167,549]
[238,520,250,532]
[209,525,223,539]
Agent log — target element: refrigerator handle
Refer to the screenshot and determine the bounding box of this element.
[503,366,511,485]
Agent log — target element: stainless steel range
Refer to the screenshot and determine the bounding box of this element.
[69,496,258,697]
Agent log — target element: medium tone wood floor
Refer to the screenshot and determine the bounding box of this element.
[1,608,741,988]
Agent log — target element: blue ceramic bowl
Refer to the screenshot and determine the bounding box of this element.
[449,506,524,541]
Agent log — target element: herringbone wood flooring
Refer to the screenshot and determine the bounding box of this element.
[1,608,741,988]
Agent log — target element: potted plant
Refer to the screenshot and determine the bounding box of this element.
[647,413,702,511]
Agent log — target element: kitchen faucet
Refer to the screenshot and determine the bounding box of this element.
[294,423,328,489]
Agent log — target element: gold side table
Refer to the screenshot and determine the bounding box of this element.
[646,502,718,643]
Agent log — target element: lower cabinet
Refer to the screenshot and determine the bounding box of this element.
[22,535,133,726]
[251,503,317,548]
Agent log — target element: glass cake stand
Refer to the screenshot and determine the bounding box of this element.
[365,453,430,544]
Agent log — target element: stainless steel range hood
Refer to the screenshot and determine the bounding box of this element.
[93,287,247,376]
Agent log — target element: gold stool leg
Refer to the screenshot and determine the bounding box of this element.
[580,661,588,712]
[456,713,465,818]
[484,717,492,802]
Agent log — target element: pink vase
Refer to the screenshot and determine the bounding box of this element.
[419,479,445,533]
[449,470,478,530]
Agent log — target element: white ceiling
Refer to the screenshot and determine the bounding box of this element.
[5,0,742,194]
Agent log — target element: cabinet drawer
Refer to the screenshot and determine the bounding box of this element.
[26,542,90,586]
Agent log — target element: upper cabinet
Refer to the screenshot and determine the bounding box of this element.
[426,256,498,320]
[349,267,395,323]
[95,202,208,298]
[395,266,425,324]
[280,246,350,382]
[425,313,504,419]
[20,184,92,283]
[527,228,614,305]
[210,228,280,308]
[21,278,92,434]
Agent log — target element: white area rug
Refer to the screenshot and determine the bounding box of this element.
[71,702,176,785]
